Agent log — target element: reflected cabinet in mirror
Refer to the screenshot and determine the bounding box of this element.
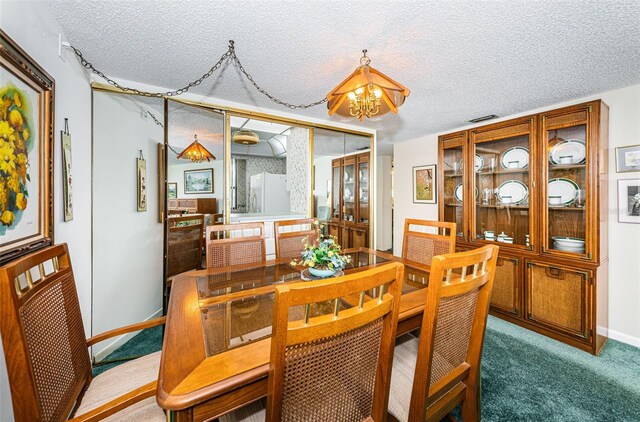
[313,129,372,249]
[438,100,608,355]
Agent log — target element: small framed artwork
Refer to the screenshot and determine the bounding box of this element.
[184,169,213,194]
[167,182,177,199]
[137,155,147,212]
[157,142,164,223]
[616,144,640,173]
[0,31,54,264]
[618,179,640,223]
[413,164,437,204]
[61,128,73,221]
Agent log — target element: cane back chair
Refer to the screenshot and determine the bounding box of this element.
[167,214,205,278]
[0,244,166,421]
[389,245,499,422]
[402,219,456,266]
[205,222,266,269]
[266,262,405,421]
[273,218,319,259]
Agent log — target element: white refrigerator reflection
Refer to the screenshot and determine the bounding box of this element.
[249,173,290,214]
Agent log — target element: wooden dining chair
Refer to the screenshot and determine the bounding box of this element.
[388,245,499,422]
[220,262,405,422]
[402,219,457,265]
[167,214,205,278]
[205,222,266,268]
[0,244,166,421]
[273,218,319,259]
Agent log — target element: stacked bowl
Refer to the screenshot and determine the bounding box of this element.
[552,237,585,254]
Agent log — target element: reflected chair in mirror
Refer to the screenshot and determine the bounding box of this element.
[402,219,456,266]
[273,218,319,259]
[220,261,405,422]
[167,214,205,278]
[205,222,266,269]
[0,244,166,421]
[388,245,499,422]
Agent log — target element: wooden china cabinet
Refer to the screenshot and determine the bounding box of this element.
[438,100,609,355]
[328,152,370,248]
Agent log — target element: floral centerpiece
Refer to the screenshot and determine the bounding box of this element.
[291,222,351,278]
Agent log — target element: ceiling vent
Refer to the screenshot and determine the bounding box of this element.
[232,130,259,145]
[468,114,498,124]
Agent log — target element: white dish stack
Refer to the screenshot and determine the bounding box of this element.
[552,237,585,254]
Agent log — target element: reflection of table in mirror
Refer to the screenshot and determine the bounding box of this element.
[158,248,431,419]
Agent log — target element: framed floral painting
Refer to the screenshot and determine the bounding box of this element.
[0,31,54,264]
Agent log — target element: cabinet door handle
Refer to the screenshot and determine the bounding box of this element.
[548,267,563,278]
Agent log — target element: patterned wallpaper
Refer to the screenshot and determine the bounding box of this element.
[286,127,309,214]
[232,154,286,212]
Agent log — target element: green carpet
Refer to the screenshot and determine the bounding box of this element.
[94,316,640,421]
[92,324,163,376]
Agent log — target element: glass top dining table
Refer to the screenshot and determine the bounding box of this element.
[157,248,431,420]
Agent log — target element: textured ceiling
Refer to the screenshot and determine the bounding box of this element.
[50,0,640,147]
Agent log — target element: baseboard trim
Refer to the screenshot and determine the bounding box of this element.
[92,308,163,362]
[606,328,640,348]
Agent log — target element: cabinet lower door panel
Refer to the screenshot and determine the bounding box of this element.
[526,262,590,339]
[491,256,519,315]
[351,228,368,249]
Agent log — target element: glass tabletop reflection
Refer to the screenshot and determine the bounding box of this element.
[195,250,429,358]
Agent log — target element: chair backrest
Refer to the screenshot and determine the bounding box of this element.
[205,222,266,268]
[273,218,319,259]
[0,244,91,422]
[402,219,457,265]
[407,245,499,422]
[266,262,404,422]
[167,214,205,277]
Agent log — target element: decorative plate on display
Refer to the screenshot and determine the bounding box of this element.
[301,269,344,281]
[500,146,529,169]
[454,184,478,202]
[548,178,579,206]
[475,154,484,171]
[549,139,586,164]
[454,183,464,202]
[551,237,585,246]
[497,180,529,204]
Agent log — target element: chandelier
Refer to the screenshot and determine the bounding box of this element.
[232,129,259,145]
[176,134,216,162]
[327,50,410,121]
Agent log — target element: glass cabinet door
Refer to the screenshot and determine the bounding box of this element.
[439,132,467,240]
[342,157,356,223]
[470,118,535,249]
[331,160,341,220]
[357,156,369,224]
[541,107,590,259]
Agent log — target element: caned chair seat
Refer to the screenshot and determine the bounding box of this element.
[74,351,164,421]
[218,400,265,422]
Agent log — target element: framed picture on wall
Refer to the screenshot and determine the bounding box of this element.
[184,169,213,194]
[167,182,177,199]
[616,144,640,173]
[413,164,437,204]
[618,179,640,223]
[0,30,54,264]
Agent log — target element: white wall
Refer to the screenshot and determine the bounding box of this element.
[92,92,164,358]
[393,84,640,347]
[376,155,393,251]
[0,2,92,419]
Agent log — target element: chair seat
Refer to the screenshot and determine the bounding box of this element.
[75,351,164,421]
[389,334,419,422]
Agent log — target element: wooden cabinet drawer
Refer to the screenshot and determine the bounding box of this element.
[350,227,368,249]
[491,256,520,316]
[525,261,591,339]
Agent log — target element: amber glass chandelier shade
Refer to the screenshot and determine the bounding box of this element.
[176,135,216,162]
[327,59,410,121]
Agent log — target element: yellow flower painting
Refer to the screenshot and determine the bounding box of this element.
[0,84,32,234]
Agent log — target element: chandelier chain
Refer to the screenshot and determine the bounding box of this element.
[69,41,327,108]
